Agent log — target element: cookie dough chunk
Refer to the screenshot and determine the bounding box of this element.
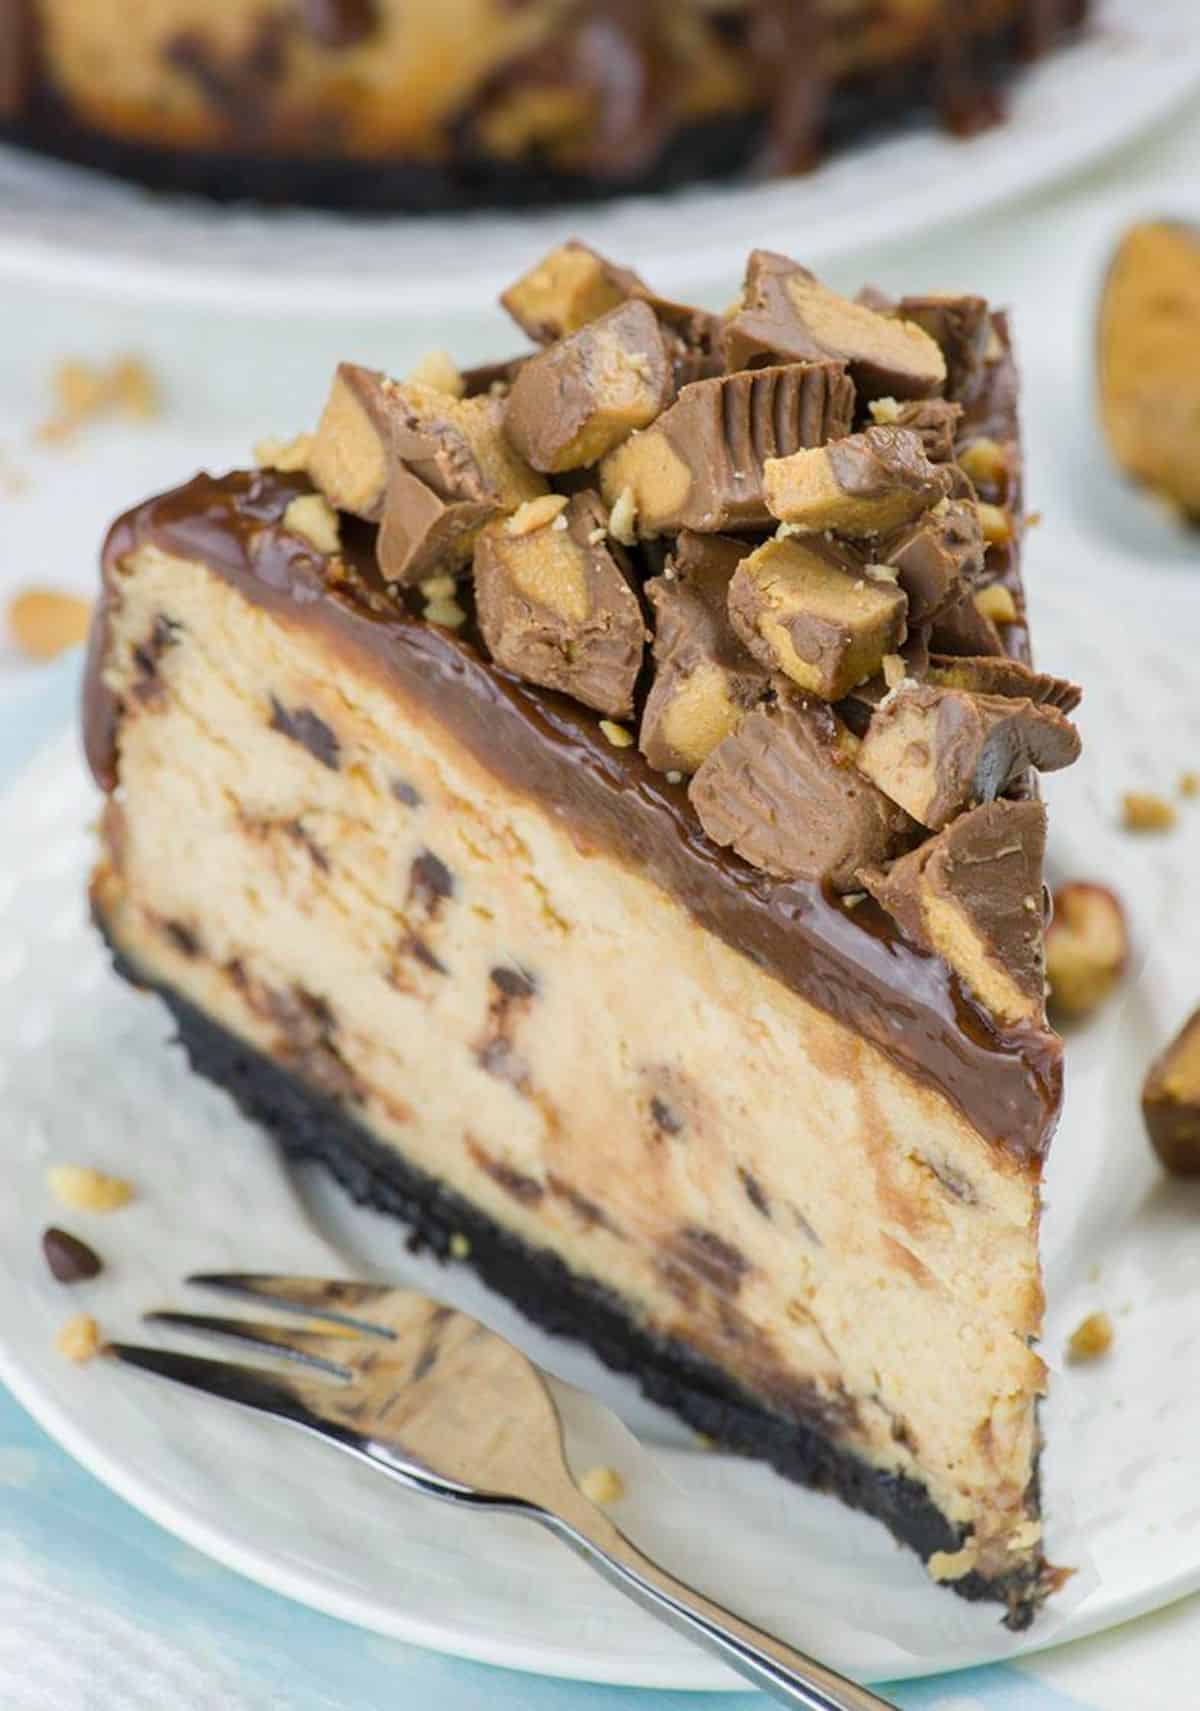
[475,492,645,719]
[640,533,768,774]
[376,386,547,584]
[503,300,675,473]
[689,691,915,891]
[927,655,1082,715]
[728,537,907,702]
[501,241,647,344]
[600,363,854,536]
[721,252,946,401]
[863,800,1049,1027]
[882,497,984,624]
[765,426,951,538]
[872,397,964,463]
[856,685,1081,831]
[1098,221,1200,518]
[895,295,991,401]
[1143,1009,1200,1175]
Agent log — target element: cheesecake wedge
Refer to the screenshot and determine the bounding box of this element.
[84,246,1079,1627]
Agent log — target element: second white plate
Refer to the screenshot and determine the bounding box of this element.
[1,0,1198,317]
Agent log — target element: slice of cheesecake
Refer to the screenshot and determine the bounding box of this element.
[84,245,1080,1628]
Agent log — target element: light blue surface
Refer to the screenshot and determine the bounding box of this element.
[0,659,1091,1708]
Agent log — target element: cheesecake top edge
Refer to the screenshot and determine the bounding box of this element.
[83,245,1081,1167]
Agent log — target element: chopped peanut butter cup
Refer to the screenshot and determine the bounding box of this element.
[475,491,646,719]
[640,532,767,774]
[856,684,1081,831]
[765,425,951,538]
[503,300,675,474]
[895,294,991,401]
[881,497,984,624]
[690,689,916,892]
[863,799,1049,1026]
[599,362,853,536]
[1143,1009,1200,1175]
[722,252,946,400]
[501,241,648,344]
[728,537,908,702]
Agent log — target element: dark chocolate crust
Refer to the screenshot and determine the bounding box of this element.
[4,10,1086,211]
[98,918,1045,1626]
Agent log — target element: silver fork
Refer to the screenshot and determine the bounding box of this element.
[108,1273,897,1711]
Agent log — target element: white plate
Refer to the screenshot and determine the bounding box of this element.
[1,0,1198,317]
[1,561,1199,1690]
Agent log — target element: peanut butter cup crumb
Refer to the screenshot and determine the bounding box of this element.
[608,486,637,546]
[254,432,313,473]
[959,437,1009,487]
[47,1165,134,1214]
[283,494,341,556]
[406,349,465,398]
[1121,792,1176,832]
[56,1313,101,1365]
[36,354,160,444]
[1179,772,1199,799]
[974,584,1018,625]
[506,494,568,536]
[599,720,634,749]
[580,1465,625,1505]
[8,588,92,661]
[448,1232,471,1260]
[1067,1311,1113,1364]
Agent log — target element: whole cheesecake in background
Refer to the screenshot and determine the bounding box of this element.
[84,242,1081,1628]
[2,1,1089,208]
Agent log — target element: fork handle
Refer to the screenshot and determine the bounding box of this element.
[538,1487,896,1711]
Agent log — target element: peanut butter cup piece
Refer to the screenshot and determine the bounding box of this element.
[308,362,397,520]
[503,300,675,474]
[475,492,646,719]
[599,362,853,537]
[881,496,984,625]
[374,385,546,584]
[640,533,768,774]
[856,684,1081,831]
[928,654,1082,714]
[722,252,946,401]
[1143,1009,1200,1175]
[862,799,1049,1026]
[728,537,908,702]
[928,587,1006,657]
[765,425,951,538]
[689,690,916,892]
[501,241,647,344]
[895,294,991,401]
[871,397,964,463]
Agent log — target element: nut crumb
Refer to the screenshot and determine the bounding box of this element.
[842,891,867,909]
[976,502,1013,545]
[1067,1311,1113,1364]
[881,653,907,689]
[579,1464,625,1505]
[973,583,1018,625]
[587,525,607,546]
[607,486,637,547]
[47,1165,134,1214]
[958,436,1008,487]
[665,769,683,784]
[506,494,569,537]
[36,354,161,444]
[423,597,468,630]
[7,588,92,661]
[551,512,569,531]
[254,432,313,473]
[418,574,457,601]
[448,1232,471,1261]
[1121,792,1176,833]
[1179,771,1198,799]
[868,396,901,425]
[599,719,633,749]
[864,562,899,584]
[693,1433,716,1452]
[406,349,465,398]
[56,1313,101,1365]
[283,493,341,556]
